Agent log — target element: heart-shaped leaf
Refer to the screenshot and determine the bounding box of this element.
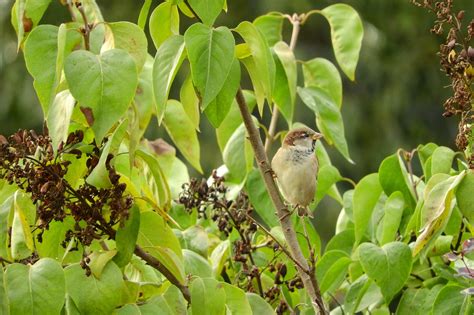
[65,261,124,314]
[64,49,138,142]
[359,242,412,304]
[5,258,65,314]
[187,0,225,26]
[272,41,296,125]
[185,23,235,109]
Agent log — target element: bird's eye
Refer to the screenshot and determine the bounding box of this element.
[302,133,308,138]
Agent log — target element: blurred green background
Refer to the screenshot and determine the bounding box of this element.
[1,0,470,241]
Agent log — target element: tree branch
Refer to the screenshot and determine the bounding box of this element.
[134,245,191,304]
[235,89,327,314]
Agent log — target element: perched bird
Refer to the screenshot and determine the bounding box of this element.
[271,127,322,218]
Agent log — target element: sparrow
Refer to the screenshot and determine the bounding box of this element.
[271,127,323,218]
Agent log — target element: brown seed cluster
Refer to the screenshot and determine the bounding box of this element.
[179,172,303,311]
[412,0,474,163]
[0,129,132,251]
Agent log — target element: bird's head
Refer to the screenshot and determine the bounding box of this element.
[283,127,323,151]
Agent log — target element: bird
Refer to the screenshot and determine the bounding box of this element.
[271,126,323,219]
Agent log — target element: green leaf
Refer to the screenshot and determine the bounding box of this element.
[430,146,455,175]
[163,99,202,173]
[11,191,35,260]
[88,250,118,279]
[344,275,376,314]
[180,73,200,131]
[314,164,342,206]
[204,57,241,128]
[65,261,124,315]
[137,0,152,29]
[215,90,256,152]
[210,240,230,277]
[5,258,65,314]
[234,21,275,114]
[183,249,213,278]
[24,24,81,115]
[182,225,209,257]
[240,55,266,111]
[187,0,225,26]
[253,14,284,47]
[352,173,383,244]
[134,55,155,133]
[272,41,296,125]
[0,268,8,314]
[152,35,186,123]
[358,242,412,304]
[64,49,138,142]
[417,143,438,177]
[303,57,342,107]
[297,86,352,162]
[185,23,235,109]
[114,205,140,267]
[0,195,13,260]
[47,89,75,151]
[325,229,355,255]
[316,250,351,294]
[396,287,432,315]
[104,22,148,72]
[12,0,51,48]
[36,217,75,261]
[245,169,279,227]
[149,1,179,49]
[378,152,416,208]
[413,171,466,257]
[222,283,253,315]
[136,149,172,209]
[190,278,226,315]
[379,192,405,245]
[223,123,253,183]
[86,119,128,188]
[247,293,275,314]
[320,4,363,80]
[456,171,474,224]
[137,211,185,283]
[432,285,465,315]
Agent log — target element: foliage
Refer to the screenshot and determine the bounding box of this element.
[0,0,473,314]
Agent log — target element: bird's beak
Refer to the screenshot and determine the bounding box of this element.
[312,133,323,141]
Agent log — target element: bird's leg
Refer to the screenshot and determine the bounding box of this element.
[297,206,314,219]
[278,204,297,222]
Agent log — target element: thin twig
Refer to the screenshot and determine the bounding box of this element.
[134,245,191,303]
[235,88,327,314]
[76,1,91,51]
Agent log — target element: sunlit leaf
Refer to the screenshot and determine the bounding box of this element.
[152,35,186,123]
[253,14,284,47]
[320,4,363,80]
[149,1,179,49]
[163,99,202,173]
[272,41,296,125]
[190,277,226,315]
[235,21,275,114]
[114,205,140,267]
[379,192,405,245]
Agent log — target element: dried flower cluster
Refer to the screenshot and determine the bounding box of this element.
[0,129,132,248]
[412,0,474,163]
[179,173,303,313]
